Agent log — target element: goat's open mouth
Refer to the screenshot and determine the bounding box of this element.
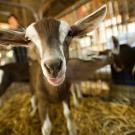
[47,73,65,86]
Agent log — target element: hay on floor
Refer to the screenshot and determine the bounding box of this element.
[0,92,135,135]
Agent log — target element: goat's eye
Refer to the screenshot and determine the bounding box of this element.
[67,30,73,37]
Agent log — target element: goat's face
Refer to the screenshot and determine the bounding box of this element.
[0,5,107,86]
[111,36,124,71]
[112,47,135,73]
[111,36,135,72]
[25,18,72,86]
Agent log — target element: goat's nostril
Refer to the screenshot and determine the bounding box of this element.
[57,60,62,70]
[44,63,51,73]
[44,59,63,75]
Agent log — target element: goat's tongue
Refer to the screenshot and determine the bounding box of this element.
[48,74,65,86]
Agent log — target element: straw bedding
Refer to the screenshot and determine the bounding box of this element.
[0,90,135,135]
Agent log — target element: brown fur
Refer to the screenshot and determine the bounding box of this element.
[35,18,60,51]
[0,5,107,134]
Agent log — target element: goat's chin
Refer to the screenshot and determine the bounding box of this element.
[47,74,65,86]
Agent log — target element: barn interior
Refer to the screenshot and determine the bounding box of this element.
[0,0,135,135]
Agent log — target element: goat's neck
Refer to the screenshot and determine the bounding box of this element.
[30,61,70,103]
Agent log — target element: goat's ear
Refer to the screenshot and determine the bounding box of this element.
[71,5,107,37]
[112,36,120,55]
[112,36,119,47]
[0,29,29,49]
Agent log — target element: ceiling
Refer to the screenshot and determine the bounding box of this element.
[0,0,135,26]
[0,0,84,25]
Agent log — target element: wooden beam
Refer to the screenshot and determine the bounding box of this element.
[38,0,54,19]
[56,0,91,19]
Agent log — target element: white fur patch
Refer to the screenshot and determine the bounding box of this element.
[60,46,66,73]
[25,23,43,58]
[71,88,79,107]
[41,61,48,78]
[112,47,120,55]
[63,102,77,135]
[75,83,83,99]
[42,113,52,135]
[59,20,70,44]
[30,95,37,116]
[63,101,70,117]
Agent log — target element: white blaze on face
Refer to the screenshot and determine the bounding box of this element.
[25,23,49,80]
[58,20,71,75]
[26,23,48,80]
[25,23,43,58]
[59,20,70,44]
[60,46,66,72]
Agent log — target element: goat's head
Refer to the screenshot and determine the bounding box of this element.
[0,5,107,86]
[112,36,135,73]
[111,36,124,71]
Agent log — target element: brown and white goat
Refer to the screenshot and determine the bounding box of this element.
[0,5,107,135]
[0,55,112,108]
[112,36,135,74]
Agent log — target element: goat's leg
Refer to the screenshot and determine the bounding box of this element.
[71,87,79,107]
[75,83,83,99]
[0,72,12,106]
[41,113,52,135]
[0,72,12,107]
[38,101,52,135]
[71,83,83,107]
[30,95,37,116]
[62,101,77,135]
[0,72,11,97]
[29,80,37,116]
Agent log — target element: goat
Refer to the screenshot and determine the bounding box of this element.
[0,55,112,95]
[112,36,135,74]
[0,55,112,107]
[0,62,29,98]
[0,5,107,135]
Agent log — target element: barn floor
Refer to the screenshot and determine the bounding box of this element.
[0,84,135,135]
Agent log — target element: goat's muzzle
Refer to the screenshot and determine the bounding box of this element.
[42,58,66,86]
[44,59,62,77]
